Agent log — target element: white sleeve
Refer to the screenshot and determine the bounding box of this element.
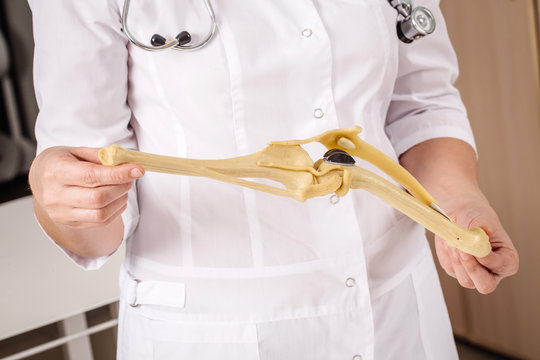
[28,0,139,270]
[385,0,477,158]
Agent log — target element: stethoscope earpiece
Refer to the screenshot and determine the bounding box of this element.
[176,31,192,46]
[151,31,191,48]
[122,0,216,51]
[151,34,167,47]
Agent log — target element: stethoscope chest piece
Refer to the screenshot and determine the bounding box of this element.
[388,0,436,43]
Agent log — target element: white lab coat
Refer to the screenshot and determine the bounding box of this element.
[29,0,476,359]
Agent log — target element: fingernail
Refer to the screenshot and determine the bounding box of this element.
[130,168,143,178]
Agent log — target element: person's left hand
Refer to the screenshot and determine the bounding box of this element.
[434,188,519,294]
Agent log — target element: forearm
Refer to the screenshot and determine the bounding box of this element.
[34,199,124,258]
[399,138,481,200]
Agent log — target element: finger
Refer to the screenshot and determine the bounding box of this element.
[467,221,519,277]
[69,147,105,164]
[449,247,475,289]
[64,161,144,187]
[458,252,498,294]
[435,237,456,277]
[65,182,133,209]
[476,246,519,277]
[69,194,129,224]
[65,203,128,229]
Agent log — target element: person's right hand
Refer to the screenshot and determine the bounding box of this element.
[29,146,144,230]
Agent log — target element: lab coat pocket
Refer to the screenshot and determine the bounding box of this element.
[148,318,260,360]
[120,271,260,359]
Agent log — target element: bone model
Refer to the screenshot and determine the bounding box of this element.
[99,126,491,257]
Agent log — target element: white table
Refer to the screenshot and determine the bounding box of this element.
[0,196,124,359]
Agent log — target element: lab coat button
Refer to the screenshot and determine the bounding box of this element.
[345,277,356,287]
[302,28,313,37]
[313,108,324,119]
[353,355,363,360]
[329,194,340,204]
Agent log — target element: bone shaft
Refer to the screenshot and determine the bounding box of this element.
[102,146,261,177]
[349,167,491,257]
[355,140,437,206]
[99,145,313,200]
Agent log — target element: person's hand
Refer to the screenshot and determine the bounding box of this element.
[434,187,519,294]
[29,146,144,230]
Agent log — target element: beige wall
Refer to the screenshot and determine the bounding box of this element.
[439,1,540,358]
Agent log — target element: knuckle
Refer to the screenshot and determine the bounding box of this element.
[498,252,519,277]
[459,251,472,262]
[83,169,99,186]
[110,169,128,184]
[103,204,127,225]
[509,253,520,275]
[88,189,107,207]
[458,278,475,289]
[90,209,109,223]
[439,260,452,273]
[448,253,459,266]
[102,216,116,226]
[443,267,456,278]
[478,282,496,294]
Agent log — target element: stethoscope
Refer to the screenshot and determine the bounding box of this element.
[121,0,435,51]
[388,0,436,43]
[121,0,217,51]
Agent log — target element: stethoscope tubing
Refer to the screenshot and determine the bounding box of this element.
[122,0,217,52]
[122,0,434,52]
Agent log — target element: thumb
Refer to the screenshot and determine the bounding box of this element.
[77,162,145,187]
[69,146,107,164]
[66,147,145,186]
[475,246,517,276]
[469,218,518,277]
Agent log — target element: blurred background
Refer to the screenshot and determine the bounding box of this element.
[0,0,538,359]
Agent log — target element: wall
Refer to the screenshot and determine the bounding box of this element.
[439,1,540,358]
